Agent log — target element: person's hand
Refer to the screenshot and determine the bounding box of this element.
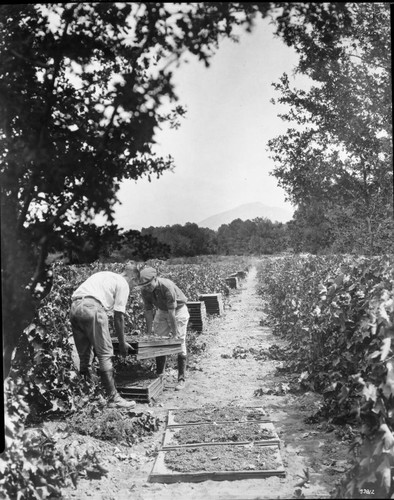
[119,341,132,357]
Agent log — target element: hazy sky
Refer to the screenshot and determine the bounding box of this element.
[107,16,309,231]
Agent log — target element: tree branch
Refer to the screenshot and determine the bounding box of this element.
[9,48,52,69]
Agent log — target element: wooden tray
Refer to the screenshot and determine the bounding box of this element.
[162,421,280,449]
[167,406,270,426]
[137,346,183,360]
[137,336,183,345]
[112,336,183,360]
[148,443,286,483]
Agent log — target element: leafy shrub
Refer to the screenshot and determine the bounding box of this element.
[0,380,107,499]
[256,254,394,497]
[67,406,160,445]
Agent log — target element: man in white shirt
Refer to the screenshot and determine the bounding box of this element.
[70,263,140,409]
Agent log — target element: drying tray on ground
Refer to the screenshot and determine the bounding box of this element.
[149,443,285,483]
[167,405,270,426]
[162,421,279,449]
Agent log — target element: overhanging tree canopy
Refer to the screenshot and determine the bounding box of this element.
[267,2,392,254]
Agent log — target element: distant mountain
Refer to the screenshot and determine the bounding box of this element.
[198,202,294,230]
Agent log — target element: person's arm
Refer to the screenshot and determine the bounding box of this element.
[114,311,131,356]
[167,308,179,337]
[164,282,179,336]
[144,309,154,335]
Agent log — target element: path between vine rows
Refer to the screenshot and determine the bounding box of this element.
[60,265,350,500]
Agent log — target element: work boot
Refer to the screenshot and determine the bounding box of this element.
[156,355,167,377]
[108,392,136,409]
[99,369,136,409]
[175,379,185,391]
[175,354,187,391]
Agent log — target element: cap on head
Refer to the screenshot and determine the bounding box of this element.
[137,267,157,287]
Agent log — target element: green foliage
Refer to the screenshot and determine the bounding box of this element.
[286,202,334,254]
[256,254,394,497]
[108,229,171,262]
[146,256,251,300]
[67,406,160,445]
[186,329,207,357]
[161,263,230,300]
[50,222,124,264]
[142,223,218,257]
[0,380,107,499]
[10,322,80,423]
[217,217,289,255]
[139,219,291,257]
[268,3,393,255]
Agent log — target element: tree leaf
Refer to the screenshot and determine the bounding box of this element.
[362,384,377,402]
[380,338,391,361]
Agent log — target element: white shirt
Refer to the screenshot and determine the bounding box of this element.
[72,271,129,314]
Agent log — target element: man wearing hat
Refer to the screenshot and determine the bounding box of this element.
[137,267,190,390]
[70,263,140,408]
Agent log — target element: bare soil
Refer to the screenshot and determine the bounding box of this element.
[55,266,351,500]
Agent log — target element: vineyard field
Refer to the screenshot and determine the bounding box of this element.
[1,254,393,499]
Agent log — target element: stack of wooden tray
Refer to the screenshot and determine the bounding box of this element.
[115,373,164,403]
[186,301,206,332]
[112,336,183,360]
[198,294,224,315]
[225,276,239,289]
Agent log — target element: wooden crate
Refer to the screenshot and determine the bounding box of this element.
[115,373,164,403]
[148,443,286,483]
[162,421,280,449]
[186,301,206,332]
[198,294,224,315]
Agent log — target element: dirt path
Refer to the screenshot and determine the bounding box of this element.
[62,265,350,500]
